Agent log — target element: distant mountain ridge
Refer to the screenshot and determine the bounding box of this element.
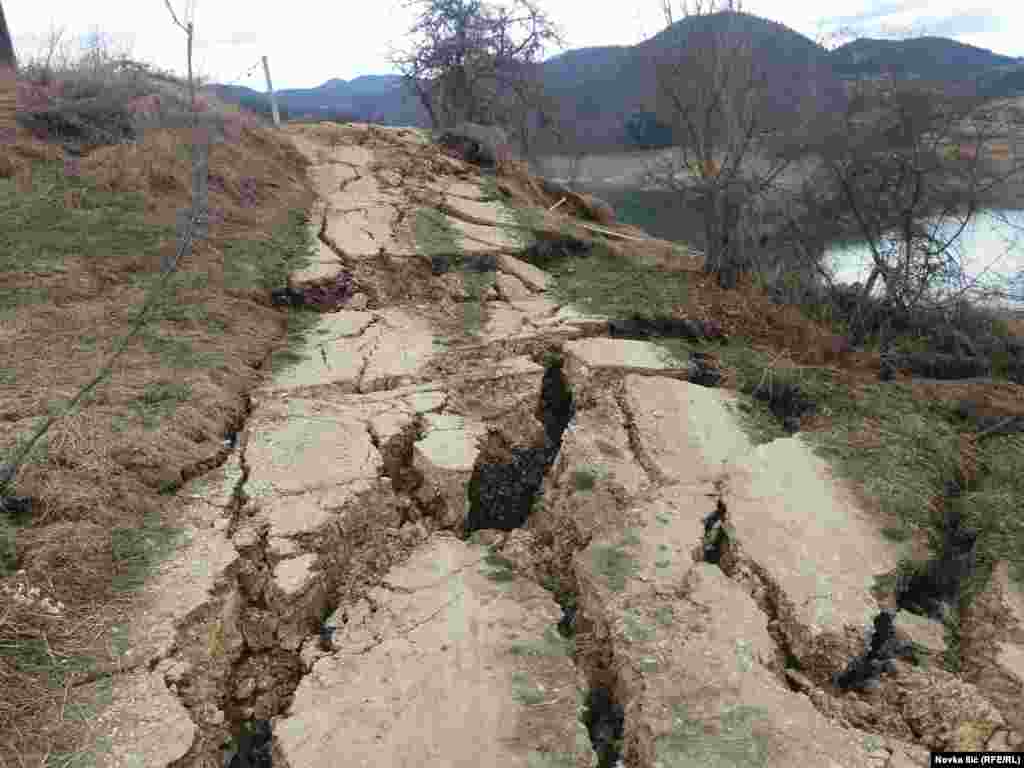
[206,14,1024,150]
[830,36,1019,82]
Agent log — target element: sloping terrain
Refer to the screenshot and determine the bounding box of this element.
[7,118,1019,768]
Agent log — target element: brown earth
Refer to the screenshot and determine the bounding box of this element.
[2,78,1024,767]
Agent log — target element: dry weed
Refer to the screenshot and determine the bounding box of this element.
[0,71,316,757]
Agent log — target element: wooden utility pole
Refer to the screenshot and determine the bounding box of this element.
[262,55,280,127]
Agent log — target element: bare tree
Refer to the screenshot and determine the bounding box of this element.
[641,0,808,289]
[389,0,565,149]
[19,23,71,84]
[797,78,1024,344]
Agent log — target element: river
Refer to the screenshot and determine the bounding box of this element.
[533,153,1024,313]
[823,209,1024,312]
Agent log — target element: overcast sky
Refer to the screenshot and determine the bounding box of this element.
[5,0,1021,91]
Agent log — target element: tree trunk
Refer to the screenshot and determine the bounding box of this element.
[849,265,884,346]
[701,181,749,290]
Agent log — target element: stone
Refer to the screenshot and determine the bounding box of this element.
[89,668,197,767]
[436,122,510,168]
[565,338,686,374]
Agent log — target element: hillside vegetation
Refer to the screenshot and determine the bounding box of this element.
[1,50,318,760]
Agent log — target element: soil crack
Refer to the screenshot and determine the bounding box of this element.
[613,387,667,486]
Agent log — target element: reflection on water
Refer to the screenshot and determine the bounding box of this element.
[824,209,1024,311]
[572,184,705,247]
[539,154,1024,313]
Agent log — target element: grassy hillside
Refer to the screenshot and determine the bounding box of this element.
[0,54,319,761]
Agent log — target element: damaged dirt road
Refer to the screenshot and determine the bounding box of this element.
[73,122,1024,768]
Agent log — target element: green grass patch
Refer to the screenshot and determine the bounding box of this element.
[138,328,224,370]
[959,434,1024,586]
[267,347,305,373]
[0,161,168,278]
[0,286,51,313]
[268,307,322,374]
[0,507,30,577]
[221,208,316,294]
[539,349,565,369]
[526,751,577,768]
[0,640,116,700]
[623,609,655,643]
[76,335,99,353]
[413,207,460,257]
[590,532,641,593]
[941,603,963,673]
[147,293,225,332]
[481,176,545,249]
[481,549,518,583]
[655,703,771,768]
[880,525,913,543]
[509,625,574,657]
[126,270,211,324]
[805,385,961,535]
[538,242,692,321]
[511,670,547,705]
[45,736,114,768]
[460,276,489,336]
[131,380,192,430]
[655,543,672,569]
[571,466,601,492]
[621,528,642,547]
[110,511,188,592]
[411,207,494,335]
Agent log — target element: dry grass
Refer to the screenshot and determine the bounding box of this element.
[0,64,316,761]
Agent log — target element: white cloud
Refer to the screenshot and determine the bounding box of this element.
[4,0,1021,92]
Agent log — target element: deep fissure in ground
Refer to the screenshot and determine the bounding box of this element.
[835,464,996,693]
[461,353,629,767]
[697,496,806,680]
[464,353,575,533]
